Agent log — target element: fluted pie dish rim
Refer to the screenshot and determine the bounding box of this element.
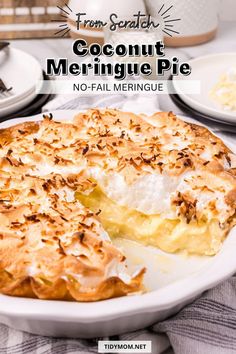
[0,110,235,337]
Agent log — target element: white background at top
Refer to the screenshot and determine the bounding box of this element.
[220,0,236,21]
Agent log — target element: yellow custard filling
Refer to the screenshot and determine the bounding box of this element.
[76,187,226,256]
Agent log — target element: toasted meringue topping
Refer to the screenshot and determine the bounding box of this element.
[0,109,235,301]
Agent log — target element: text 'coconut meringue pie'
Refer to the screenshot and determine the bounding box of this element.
[0,109,235,301]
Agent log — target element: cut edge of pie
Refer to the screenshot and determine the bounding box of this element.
[0,108,235,301]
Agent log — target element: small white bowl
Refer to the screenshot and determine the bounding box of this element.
[67,0,146,43]
[67,0,146,23]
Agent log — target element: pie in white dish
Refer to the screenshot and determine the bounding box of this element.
[0,109,235,301]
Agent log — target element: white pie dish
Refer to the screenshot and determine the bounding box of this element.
[172,53,236,125]
[0,110,236,338]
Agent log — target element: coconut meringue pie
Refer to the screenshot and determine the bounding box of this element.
[0,109,235,301]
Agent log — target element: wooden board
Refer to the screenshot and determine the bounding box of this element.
[0,0,69,39]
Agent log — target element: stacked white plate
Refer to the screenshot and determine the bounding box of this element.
[0,47,43,118]
[172,53,236,125]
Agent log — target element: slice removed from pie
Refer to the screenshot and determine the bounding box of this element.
[73,109,236,256]
[0,108,235,302]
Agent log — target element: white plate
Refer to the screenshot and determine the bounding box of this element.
[173,53,236,124]
[0,89,37,118]
[0,47,42,109]
[0,110,236,338]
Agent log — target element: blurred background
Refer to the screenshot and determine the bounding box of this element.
[0,0,235,126]
[0,0,235,41]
